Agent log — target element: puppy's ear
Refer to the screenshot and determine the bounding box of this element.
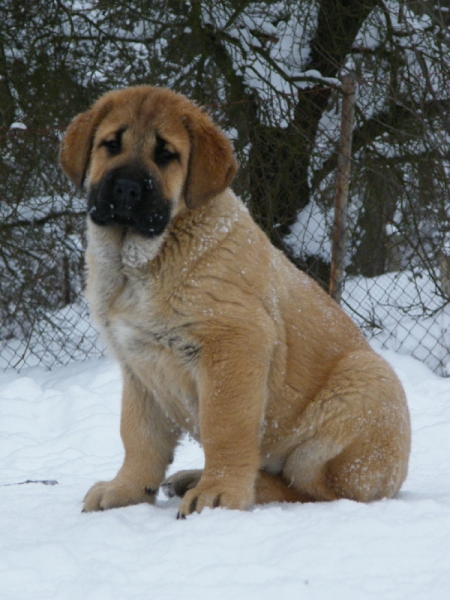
[60,102,111,189]
[183,110,238,209]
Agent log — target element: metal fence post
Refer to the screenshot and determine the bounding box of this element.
[329,73,356,304]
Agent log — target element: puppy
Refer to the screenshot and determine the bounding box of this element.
[60,86,411,517]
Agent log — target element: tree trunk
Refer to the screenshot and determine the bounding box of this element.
[348,164,400,277]
[247,0,378,262]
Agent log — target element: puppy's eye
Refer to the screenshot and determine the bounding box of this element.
[101,139,121,155]
[154,138,178,167]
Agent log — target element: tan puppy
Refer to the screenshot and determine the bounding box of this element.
[60,86,411,517]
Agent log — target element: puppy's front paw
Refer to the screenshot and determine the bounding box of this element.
[82,478,156,512]
[177,476,254,518]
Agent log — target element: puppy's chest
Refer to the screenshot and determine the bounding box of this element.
[107,277,200,366]
[105,279,201,433]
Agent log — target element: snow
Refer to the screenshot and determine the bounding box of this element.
[9,122,27,130]
[1,347,450,599]
[285,199,332,261]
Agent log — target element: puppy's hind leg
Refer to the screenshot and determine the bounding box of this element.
[162,469,312,504]
[282,351,410,503]
[161,470,203,499]
[254,471,314,504]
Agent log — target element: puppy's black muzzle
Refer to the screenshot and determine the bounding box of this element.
[112,178,142,215]
[88,165,171,238]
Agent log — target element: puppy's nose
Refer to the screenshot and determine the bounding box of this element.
[112,178,142,208]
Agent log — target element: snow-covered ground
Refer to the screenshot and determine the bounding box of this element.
[1,346,450,600]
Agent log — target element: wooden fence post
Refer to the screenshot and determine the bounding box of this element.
[329,73,356,304]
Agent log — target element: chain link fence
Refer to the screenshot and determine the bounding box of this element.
[1,123,449,374]
[287,196,450,375]
[1,1,449,374]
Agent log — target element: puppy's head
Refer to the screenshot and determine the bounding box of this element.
[60,86,237,239]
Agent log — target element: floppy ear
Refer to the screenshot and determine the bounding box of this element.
[59,102,111,189]
[183,110,238,209]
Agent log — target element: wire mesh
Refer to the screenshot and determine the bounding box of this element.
[1,180,449,375]
[1,0,449,374]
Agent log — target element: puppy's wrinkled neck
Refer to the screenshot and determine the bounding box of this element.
[121,229,169,269]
